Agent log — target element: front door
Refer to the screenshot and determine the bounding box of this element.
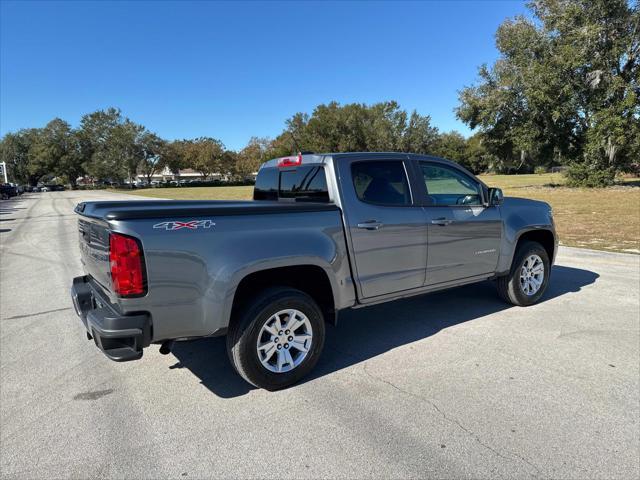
[418,161,502,285]
[338,159,428,299]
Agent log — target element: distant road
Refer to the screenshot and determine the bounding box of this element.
[1,191,638,479]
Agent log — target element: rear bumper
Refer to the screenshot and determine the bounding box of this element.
[71,276,151,362]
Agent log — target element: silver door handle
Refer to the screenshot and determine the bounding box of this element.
[431,218,454,226]
[357,221,383,230]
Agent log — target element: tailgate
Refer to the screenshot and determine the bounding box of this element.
[77,217,112,292]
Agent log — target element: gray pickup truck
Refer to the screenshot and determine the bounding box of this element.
[71,152,557,390]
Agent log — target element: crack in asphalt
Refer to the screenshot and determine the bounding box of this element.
[3,307,72,320]
[0,388,299,476]
[360,361,545,479]
[0,213,77,221]
[0,249,69,266]
[323,343,542,475]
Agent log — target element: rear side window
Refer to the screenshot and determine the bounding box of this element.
[351,161,411,206]
[253,168,279,200]
[253,166,330,202]
[279,166,329,201]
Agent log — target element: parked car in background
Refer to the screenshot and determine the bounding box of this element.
[1,183,18,199]
[71,152,557,390]
[40,184,66,192]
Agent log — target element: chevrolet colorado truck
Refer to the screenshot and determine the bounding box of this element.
[71,152,557,390]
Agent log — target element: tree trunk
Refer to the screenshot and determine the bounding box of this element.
[605,137,617,166]
[515,149,527,171]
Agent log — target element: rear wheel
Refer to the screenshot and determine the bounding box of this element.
[496,241,550,306]
[226,287,325,390]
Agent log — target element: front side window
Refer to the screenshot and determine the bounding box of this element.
[351,161,411,206]
[420,163,482,206]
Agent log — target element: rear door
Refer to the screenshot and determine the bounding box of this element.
[417,161,502,285]
[337,158,428,299]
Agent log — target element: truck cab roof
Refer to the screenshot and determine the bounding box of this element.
[262,151,474,169]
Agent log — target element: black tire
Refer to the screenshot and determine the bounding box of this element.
[496,241,550,306]
[226,287,325,391]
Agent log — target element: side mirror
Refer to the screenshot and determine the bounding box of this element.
[488,187,504,206]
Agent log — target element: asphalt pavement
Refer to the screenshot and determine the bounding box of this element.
[1,191,638,479]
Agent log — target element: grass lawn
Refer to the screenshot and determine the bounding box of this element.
[121,173,640,254]
[478,172,566,188]
[482,174,639,253]
[123,185,255,200]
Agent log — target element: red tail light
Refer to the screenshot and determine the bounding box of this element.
[109,233,146,297]
[278,152,302,168]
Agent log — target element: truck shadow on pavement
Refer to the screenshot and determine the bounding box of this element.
[1,197,28,232]
[170,265,599,398]
[1,200,26,233]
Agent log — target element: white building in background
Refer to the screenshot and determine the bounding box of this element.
[134,167,257,183]
[76,166,256,186]
[134,167,227,184]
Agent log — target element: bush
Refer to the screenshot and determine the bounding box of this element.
[565,163,616,187]
[534,166,548,174]
[75,185,105,190]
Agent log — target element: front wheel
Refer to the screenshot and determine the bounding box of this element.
[496,241,550,306]
[226,287,325,390]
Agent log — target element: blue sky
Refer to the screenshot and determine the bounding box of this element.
[1,0,528,150]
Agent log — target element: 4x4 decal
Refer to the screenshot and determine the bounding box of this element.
[153,220,215,231]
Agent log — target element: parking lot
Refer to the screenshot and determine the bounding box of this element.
[1,191,639,479]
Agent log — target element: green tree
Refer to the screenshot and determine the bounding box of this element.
[0,129,42,185]
[457,0,639,184]
[464,133,491,174]
[184,137,225,180]
[161,140,188,176]
[237,137,270,178]
[59,130,86,187]
[277,101,439,155]
[78,108,154,185]
[79,108,127,181]
[137,132,166,184]
[110,120,146,185]
[401,111,440,154]
[432,131,468,164]
[222,149,239,179]
[29,118,86,187]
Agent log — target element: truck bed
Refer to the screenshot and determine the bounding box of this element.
[74,198,353,342]
[75,200,339,220]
